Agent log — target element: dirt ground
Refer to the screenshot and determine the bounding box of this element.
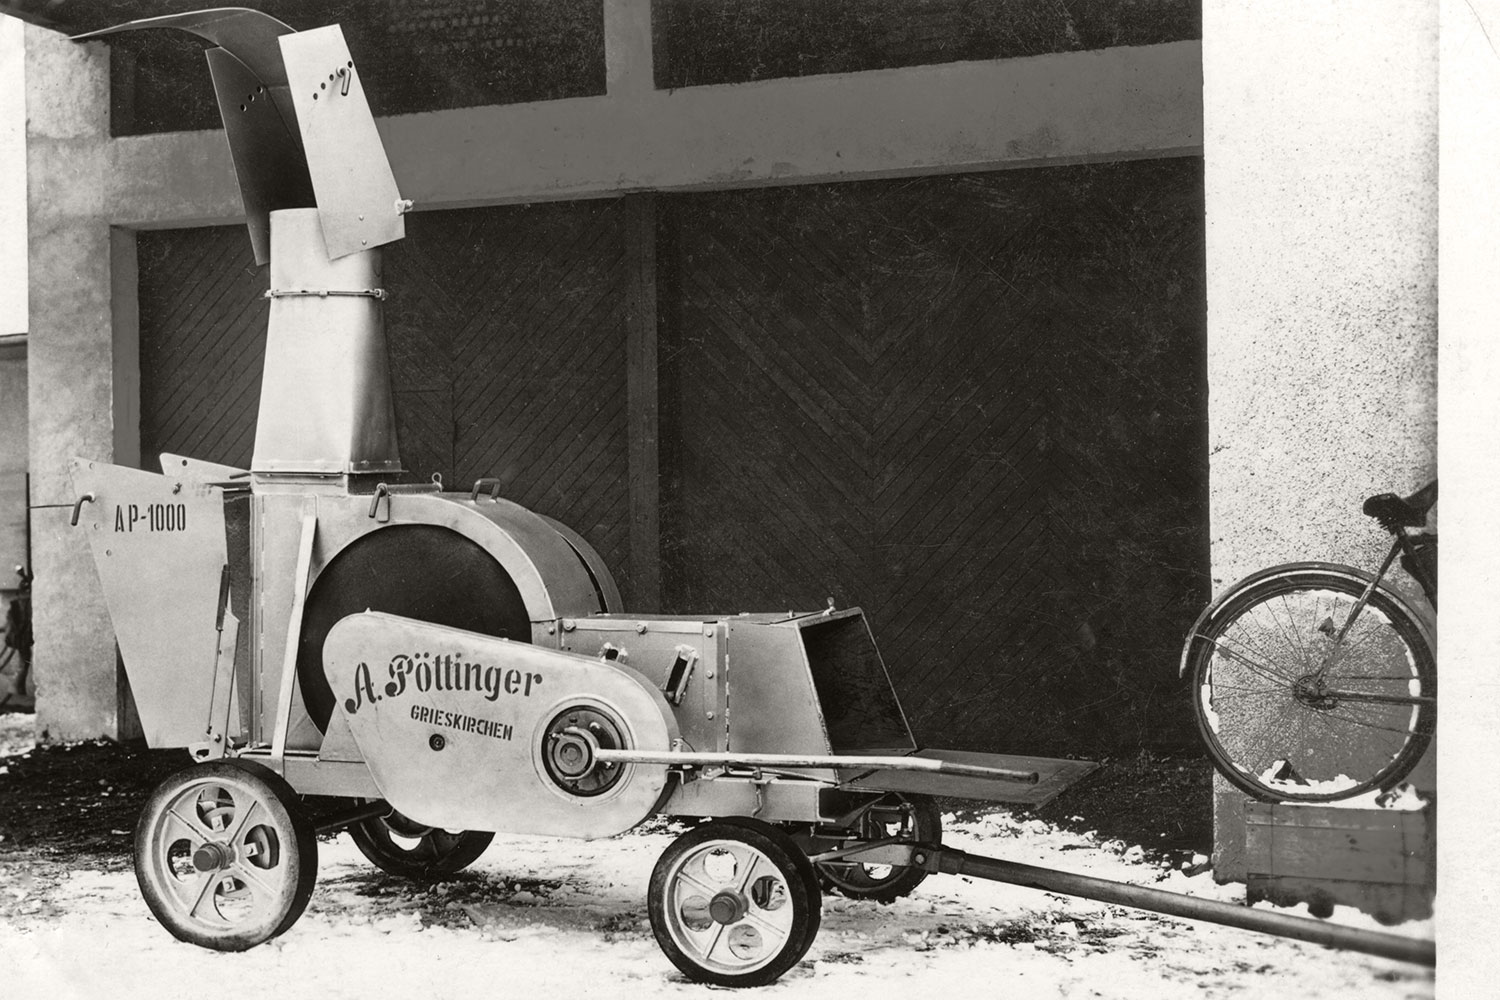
[1,713,1439,1000]
[0,715,1211,893]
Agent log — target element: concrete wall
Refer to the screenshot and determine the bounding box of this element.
[0,344,25,581]
[23,1,1201,740]
[1,15,25,337]
[24,24,137,739]
[1437,0,1500,984]
[1202,1,1438,877]
[2,16,28,598]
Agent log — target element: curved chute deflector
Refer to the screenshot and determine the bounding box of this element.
[74,7,405,264]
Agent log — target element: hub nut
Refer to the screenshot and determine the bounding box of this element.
[541,706,628,797]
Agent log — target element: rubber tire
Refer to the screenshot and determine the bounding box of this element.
[814,794,941,903]
[348,808,494,879]
[1187,570,1435,802]
[135,759,318,951]
[648,819,822,987]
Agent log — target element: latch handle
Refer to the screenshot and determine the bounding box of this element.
[70,493,96,527]
[662,646,699,705]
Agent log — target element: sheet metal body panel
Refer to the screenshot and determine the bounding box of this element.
[72,9,310,264]
[559,616,727,755]
[724,617,832,768]
[323,613,676,838]
[541,515,623,613]
[253,490,605,751]
[157,453,250,485]
[838,748,1098,807]
[74,8,296,83]
[252,209,400,475]
[69,459,230,748]
[280,25,406,258]
[205,47,315,265]
[660,774,831,823]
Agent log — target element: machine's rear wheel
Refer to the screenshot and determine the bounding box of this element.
[648,819,822,987]
[816,793,941,903]
[134,759,317,951]
[348,807,494,878]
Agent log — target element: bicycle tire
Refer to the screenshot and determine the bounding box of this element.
[1186,567,1435,802]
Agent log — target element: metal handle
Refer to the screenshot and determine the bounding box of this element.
[470,478,504,501]
[70,493,96,527]
[367,483,391,521]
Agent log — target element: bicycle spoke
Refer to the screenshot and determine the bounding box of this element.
[1219,607,1307,675]
[1268,594,1315,674]
[1203,635,1301,687]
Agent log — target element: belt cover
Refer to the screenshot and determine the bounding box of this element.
[323,612,677,839]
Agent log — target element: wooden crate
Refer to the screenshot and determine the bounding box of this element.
[1243,800,1435,924]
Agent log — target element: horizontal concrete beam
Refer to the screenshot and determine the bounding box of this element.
[47,39,1201,229]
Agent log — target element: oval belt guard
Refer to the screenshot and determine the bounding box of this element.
[323,612,678,840]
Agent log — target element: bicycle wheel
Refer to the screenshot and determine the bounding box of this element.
[1187,568,1435,802]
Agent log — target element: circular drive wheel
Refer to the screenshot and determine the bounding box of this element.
[134,759,317,951]
[1187,570,1436,802]
[348,807,494,878]
[649,819,822,987]
[815,793,941,903]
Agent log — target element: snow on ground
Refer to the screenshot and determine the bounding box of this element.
[0,715,1433,1000]
[0,710,34,761]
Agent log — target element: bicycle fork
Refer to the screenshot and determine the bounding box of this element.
[1307,538,1431,711]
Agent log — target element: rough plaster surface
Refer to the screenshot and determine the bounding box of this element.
[1,17,26,337]
[25,25,129,740]
[0,346,27,577]
[1203,1,1438,879]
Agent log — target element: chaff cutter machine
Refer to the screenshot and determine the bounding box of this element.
[67,9,1432,985]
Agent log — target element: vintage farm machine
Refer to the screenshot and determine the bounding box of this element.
[65,9,1432,985]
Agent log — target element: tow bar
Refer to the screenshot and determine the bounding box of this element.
[820,842,1435,967]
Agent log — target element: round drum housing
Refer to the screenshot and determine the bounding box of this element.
[296,523,534,733]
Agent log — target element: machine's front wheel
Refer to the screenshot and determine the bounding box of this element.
[815,793,941,903]
[134,759,317,951]
[648,820,822,987]
[348,807,494,878]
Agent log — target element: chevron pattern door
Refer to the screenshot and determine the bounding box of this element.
[659,161,1208,753]
[138,227,267,471]
[384,202,633,593]
[137,202,634,598]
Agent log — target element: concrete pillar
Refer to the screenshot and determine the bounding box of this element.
[603,0,654,98]
[25,25,140,740]
[1202,2,1438,877]
[2,17,30,617]
[1,15,26,337]
[1437,0,1500,982]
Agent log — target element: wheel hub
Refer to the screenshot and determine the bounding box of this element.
[709,890,749,925]
[192,841,234,872]
[1292,673,1338,711]
[541,706,627,796]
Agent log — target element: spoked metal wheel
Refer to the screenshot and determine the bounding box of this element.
[134,759,317,951]
[648,819,821,987]
[348,806,494,878]
[815,793,941,903]
[1188,570,1436,802]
